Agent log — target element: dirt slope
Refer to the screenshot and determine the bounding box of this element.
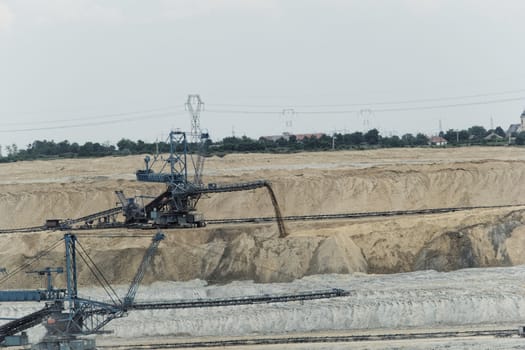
[1,147,525,286]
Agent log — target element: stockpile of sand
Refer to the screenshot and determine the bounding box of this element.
[1,147,525,285]
[0,225,368,288]
[106,266,525,338]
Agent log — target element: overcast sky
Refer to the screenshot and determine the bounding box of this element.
[1,0,525,149]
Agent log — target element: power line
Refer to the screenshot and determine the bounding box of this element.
[207,88,525,109]
[0,111,188,134]
[206,96,525,115]
[2,92,523,135]
[372,96,525,113]
[206,109,279,115]
[2,87,524,128]
[1,106,185,127]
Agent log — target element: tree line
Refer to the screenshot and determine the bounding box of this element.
[0,125,522,162]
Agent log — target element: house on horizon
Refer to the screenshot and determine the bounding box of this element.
[260,132,326,142]
[428,136,447,146]
[484,132,504,141]
[260,132,291,142]
[294,133,326,141]
[506,109,525,136]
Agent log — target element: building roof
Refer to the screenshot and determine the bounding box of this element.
[429,136,447,143]
[484,132,504,140]
[260,132,326,142]
[507,124,521,135]
[294,133,326,141]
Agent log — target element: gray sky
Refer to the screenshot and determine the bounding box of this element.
[1,0,525,149]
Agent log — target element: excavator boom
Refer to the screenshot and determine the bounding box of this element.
[123,231,165,308]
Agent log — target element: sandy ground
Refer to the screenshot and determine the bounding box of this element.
[3,147,525,348]
[6,267,525,349]
[96,331,525,350]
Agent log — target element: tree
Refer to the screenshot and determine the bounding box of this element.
[345,132,364,145]
[136,140,146,153]
[382,135,403,147]
[495,126,506,138]
[302,136,320,150]
[318,135,333,149]
[364,129,380,145]
[276,137,288,147]
[117,139,137,153]
[401,133,416,146]
[57,140,71,154]
[515,132,525,145]
[468,125,487,141]
[6,144,18,157]
[79,142,94,156]
[70,142,80,154]
[444,129,469,144]
[333,133,344,149]
[458,130,469,143]
[415,133,429,145]
[444,130,455,143]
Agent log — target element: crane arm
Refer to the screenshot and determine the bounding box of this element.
[122,231,165,308]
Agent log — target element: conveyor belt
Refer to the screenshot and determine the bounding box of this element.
[190,180,268,195]
[131,288,349,310]
[207,204,525,224]
[0,305,57,343]
[98,328,519,349]
[2,204,525,234]
[61,206,122,227]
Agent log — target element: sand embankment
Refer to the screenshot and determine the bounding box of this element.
[1,147,525,286]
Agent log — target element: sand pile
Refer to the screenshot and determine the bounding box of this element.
[0,226,368,288]
[106,266,525,337]
[1,147,525,285]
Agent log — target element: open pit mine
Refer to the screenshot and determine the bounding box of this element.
[2,145,525,349]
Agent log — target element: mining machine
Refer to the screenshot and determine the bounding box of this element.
[116,130,287,236]
[0,232,347,349]
[1,127,287,236]
[0,232,165,350]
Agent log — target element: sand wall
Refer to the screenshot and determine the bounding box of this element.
[1,148,525,285]
[2,158,525,227]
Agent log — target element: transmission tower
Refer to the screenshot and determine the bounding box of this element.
[359,109,372,131]
[282,108,296,134]
[185,94,205,144]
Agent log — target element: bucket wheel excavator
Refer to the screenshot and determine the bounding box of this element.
[116,130,287,237]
